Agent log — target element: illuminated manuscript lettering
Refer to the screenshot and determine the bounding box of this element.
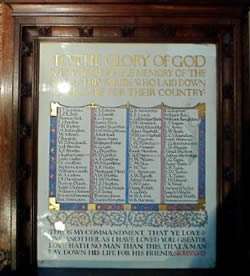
[51,103,203,208]
[38,43,216,268]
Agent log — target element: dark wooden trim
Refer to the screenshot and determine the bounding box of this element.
[78,26,93,37]
[13,16,239,26]
[241,11,250,262]
[0,3,15,272]
[3,0,250,6]
[10,4,246,17]
[31,37,40,269]
[12,13,21,272]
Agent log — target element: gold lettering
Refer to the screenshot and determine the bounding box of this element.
[158,88,204,96]
[172,55,206,68]
[153,55,170,67]
[50,52,207,98]
[90,55,99,66]
[129,88,156,96]
[104,55,149,67]
[55,55,62,66]
[172,56,183,67]
[195,55,206,67]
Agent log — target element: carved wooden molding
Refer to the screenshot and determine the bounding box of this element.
[223,167,234,183]
[223,84,233,100]
[78,26,93,37]
[21,83,32,97]
[155,24,177,37]
[38,26,52,37]
[8,3,248,18]
[0,250,10,271]
[21,41,33,57]
[120,26,136,37]
[19,206,31,222]
[223,31,234,57]
[224,124,233,140]
[19,164,31,182]
[203,27,218,38]
[20,124,31,139]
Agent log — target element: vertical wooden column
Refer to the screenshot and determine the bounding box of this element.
[216,21,245,267]
[0,3,14,272]
[18,26,41,270]
[0,4,2,71]
[241,12,250,263]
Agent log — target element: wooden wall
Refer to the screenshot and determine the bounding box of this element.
[0,3,12,272]
[0,4,2,78]
[0,0,249,273]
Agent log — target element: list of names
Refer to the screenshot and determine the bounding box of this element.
[53,105,202,205]
[56,107,90,203]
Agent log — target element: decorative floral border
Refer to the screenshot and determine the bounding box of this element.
[47,210,208,228]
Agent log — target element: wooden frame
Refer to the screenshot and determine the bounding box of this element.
[0,0,249,273]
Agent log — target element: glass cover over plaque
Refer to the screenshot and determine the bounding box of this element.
[37,43,217,268]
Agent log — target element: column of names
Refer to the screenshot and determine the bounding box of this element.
[56,107,90,203]
[164,109,199,204]
[128,108,162,203]
[53,105,202,206]
[92,108,126,203]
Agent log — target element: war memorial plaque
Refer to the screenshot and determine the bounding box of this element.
[37,43,217,268]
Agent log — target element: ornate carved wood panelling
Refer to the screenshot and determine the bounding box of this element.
[0,250,10,271]
[223,84,233,100]
[21,83,32,97]
[155,24,177,37]
[18,164,31,182]
[223,31,234,58]
[120,26,136,37]
[20,124,31,139]
[78,26,93,37]
[0,0,248,271]
[202,27,218,39]
[224,124,233,140]
[223,167,234,183]
[21,41,33,57]
[38,26,52,37]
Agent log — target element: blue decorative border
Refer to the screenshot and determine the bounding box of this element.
[49,116,57,197]
[59,203,88,211]
[47,210,208,228]
[199,116,206,198]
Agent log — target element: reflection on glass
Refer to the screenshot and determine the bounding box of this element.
[57,82,71,94]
